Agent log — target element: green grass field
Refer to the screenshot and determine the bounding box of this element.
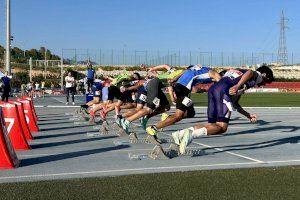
[190,92,300,107]
[0,166,299,200]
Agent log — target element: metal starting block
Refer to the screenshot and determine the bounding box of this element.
[113,133,173,145]
[148,144,206,159]
[149,145,170,160]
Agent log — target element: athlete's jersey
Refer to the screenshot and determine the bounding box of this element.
[223,69,259,90]
[176,65,212,90]
[92,81,103,97]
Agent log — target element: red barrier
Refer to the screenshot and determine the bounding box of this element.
[0,102,31,150]
[9,101,33,141]
[17,99,39,133]
[0,108,20,169]
[22,97,38,122]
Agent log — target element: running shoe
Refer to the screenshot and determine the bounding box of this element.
[179,129,193,154]
[146,126,157,136]
[120,119,129,134]
[140,116,149,130]
[171,130,181,145]
[161,113,169,121]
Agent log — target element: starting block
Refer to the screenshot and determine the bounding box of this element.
[148,144,206,159]
[149,145,170,160]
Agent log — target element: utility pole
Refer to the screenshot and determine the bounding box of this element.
[5,0,11,75]
[277,10,289,65]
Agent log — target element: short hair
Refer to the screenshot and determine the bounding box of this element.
[256,65,274,83]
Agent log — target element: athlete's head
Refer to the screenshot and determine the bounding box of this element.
[256,65,274,86]
[133,72,141,80]
[87,63,92,69]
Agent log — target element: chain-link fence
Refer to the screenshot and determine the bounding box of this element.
[62,49,300,67]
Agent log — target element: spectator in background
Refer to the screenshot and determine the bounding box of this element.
[41,80,45,97]
[34,81,41,98]
[86,63,95,93]
[50,82,55,90]
[21,83,26,96]
[1,71,11,102]
[65,71,75,105]
[26,82,33,98]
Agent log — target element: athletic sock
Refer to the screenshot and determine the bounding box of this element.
[192,127,208,138]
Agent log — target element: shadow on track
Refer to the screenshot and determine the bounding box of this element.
[31,136,117,149]
[21,145,129,167]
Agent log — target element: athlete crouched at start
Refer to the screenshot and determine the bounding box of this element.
[173,65,274,154]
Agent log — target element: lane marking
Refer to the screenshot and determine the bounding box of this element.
[0,162,260,180]
[165,132,263,163]
[1,159,300,181]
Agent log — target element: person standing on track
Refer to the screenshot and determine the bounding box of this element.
[65,71,75,105]
[86,63,95,93]
[1,71,11,102]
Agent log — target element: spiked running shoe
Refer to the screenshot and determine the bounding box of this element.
[99,109,107,120]
[146,126,157,136]
[115,116,122,127]
[140,117,149,130]
[172,130,181,145]
[179,129,193,155]
[161,113,169,121]
[120,119,129,134]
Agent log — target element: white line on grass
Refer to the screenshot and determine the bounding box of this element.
[1,159,300,181]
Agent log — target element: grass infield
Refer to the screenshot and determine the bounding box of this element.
[0,166,299,200]
[190,92,300,107]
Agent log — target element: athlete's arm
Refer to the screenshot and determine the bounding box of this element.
[232,95,257,122]
[149,64,171,72]
[229,70,254,95]
[124,84,141,92]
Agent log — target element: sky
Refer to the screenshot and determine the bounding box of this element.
[1,0,300,54]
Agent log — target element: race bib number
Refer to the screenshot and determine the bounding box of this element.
[139,94,147,102]
[95,91,100,96]
[224,70,243,80]
[182,97,193,107]
[152,97,160,107]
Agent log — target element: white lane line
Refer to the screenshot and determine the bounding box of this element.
[165,132,263,163]
[266,159,300,164]
[1,159,300,181]
[192,141,264,163]
[0,162,258,180]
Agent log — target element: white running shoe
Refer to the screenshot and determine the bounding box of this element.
[172,130,181,145]
[179,129,193,154]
